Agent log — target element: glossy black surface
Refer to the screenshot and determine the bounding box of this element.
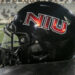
[7,1,75,62]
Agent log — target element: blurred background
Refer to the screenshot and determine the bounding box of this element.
[0,0,75,45]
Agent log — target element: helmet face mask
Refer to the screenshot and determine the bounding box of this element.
[1,26,19,49]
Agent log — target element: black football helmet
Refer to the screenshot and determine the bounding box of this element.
[1,1,75,64]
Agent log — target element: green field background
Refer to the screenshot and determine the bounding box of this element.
[0,25,5,44]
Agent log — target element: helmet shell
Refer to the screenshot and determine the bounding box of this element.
[7,1,75,61]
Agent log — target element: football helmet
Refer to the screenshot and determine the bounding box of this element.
[1,1,75,64]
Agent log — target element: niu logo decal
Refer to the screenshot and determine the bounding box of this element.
[23,12,69,34]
